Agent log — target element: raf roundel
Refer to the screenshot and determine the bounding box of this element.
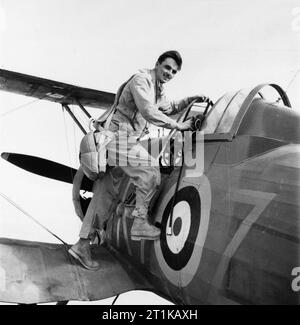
[161,186,201,271]
[154,177,211,287]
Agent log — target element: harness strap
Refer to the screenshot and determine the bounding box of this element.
[95,75,136,130]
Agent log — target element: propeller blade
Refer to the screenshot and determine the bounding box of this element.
[1,152,93,191]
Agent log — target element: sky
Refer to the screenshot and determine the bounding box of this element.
[0,0,299,305]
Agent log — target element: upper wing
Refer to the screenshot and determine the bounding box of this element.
[0,69,115,109]
[0,238,152,304]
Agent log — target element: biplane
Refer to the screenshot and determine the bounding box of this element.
[0,69,299,305]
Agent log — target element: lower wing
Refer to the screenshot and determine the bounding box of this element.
[0,238,152,304]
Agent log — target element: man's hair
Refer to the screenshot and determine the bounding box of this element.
[157,50,183,70]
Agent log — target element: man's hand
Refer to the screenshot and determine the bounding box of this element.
[189,95,211,104]
[176,118,194,131]
[159,105,173,115]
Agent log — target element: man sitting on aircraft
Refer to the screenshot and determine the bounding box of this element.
[69,50,209,270]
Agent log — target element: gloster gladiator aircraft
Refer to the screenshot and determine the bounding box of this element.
[0,69,299,305]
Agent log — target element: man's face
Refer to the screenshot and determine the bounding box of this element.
[155,57,179,84]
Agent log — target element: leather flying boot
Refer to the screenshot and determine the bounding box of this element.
[131,217,161,241]
[68,238,100,271]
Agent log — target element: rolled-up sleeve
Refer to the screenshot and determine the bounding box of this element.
[130,75,179,129]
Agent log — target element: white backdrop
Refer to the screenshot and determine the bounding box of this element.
[0,0,299,304]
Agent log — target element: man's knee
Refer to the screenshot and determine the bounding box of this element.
[154,167,161,187]
[148,167,161,189]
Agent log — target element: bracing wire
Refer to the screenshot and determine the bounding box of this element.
[61,106,78,184]
[0,191,68,246]
[0,97,46,118]
[275,69,299,104]
[286,68,300,92]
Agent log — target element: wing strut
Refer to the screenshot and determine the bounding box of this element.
[62,104,87,135]
[76,99,92,119]
[112,295,120,305]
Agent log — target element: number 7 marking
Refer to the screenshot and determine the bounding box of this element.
[208,189,276,303]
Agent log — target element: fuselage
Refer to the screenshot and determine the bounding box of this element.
[104,98,300,305]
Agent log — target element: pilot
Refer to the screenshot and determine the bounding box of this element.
[69,50,209,270]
